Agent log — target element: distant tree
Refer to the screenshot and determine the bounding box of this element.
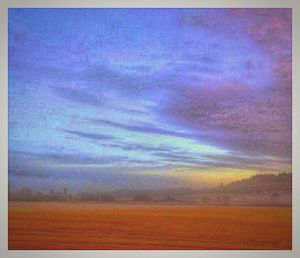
[165,195,176,202]
[35,191,44,201]
[63,187,68,195]
[100,194,115,202]
[19,187,33,200]
[133,194,151,202]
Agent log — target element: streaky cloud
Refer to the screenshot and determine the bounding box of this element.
[61,129,115,141]
[90,118,197,139]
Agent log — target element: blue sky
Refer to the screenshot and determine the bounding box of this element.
[8,9,292,191]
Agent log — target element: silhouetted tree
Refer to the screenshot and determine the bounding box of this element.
[133,194,151,202]
[100,194,115,202]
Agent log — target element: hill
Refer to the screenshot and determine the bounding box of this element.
[219,173,292,194]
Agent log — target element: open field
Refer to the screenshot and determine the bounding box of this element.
[8,202,292,250]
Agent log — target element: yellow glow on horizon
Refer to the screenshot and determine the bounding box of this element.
[167,168,280,187]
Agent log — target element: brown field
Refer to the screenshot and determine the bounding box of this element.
[8,202,292,250]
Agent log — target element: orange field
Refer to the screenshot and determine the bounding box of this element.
[8,202,292,250]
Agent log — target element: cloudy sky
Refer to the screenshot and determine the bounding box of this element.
[8,8,292,191]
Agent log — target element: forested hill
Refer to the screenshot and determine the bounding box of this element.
[220,173,292,193]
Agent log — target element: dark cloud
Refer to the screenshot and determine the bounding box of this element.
[90,118,197,139]
[155,151,202,165]
[45,152,126,165]
[52,86,103,107]
[159,9,292,159]
[9,150,126,167]
[61,129,115,141]
[99,142,172,153]
[155,151,290,173]
[163,83,291,158]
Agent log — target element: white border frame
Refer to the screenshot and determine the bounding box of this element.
[0,1,299,258]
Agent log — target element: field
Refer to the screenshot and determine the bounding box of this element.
[8,202,292,250]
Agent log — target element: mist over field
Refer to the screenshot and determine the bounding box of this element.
[9,173,292,207]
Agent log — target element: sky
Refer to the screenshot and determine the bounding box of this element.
[8,8,292,192]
